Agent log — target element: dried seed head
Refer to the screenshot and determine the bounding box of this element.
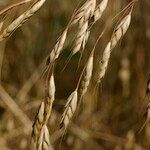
[44,73,56,123]
[71,0,96,25]
[48,73,55,100]
[97,12,131,83]
[82,29,90,50]
[0,0,46,42]
[72,18,88,55]
[60,90,78,129]
[48,28,68,64]
[79,53,94,99]
[37,125,53,150]
[72,0,96,55]
[32,102,45,144]
[92,0,108,23]
[111,14,131,49]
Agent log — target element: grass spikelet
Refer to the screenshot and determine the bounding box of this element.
[32,71,55,149]
[75,0,108,57]
[72,18,88,55]
[37,125,52,150]
[97,8,132,84]
[0,0,46,42]
[44,72,55,123]
[71,0,96,26]
[92,0,108,24]
[60,90,78,129]
[79,52,94,99]
[32,102,45,145]
[71,0,96,56]
[48,28,68,64]
[82,29,90,50]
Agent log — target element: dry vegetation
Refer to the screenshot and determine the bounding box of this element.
[0,0,150,150]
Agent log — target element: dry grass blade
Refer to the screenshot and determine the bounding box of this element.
[97,8,132,84]
[60,90,78,129]
[0,0,46,42]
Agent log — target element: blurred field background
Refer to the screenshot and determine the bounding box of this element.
[0,0,150,149]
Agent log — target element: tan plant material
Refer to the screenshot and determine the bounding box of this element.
[44,72,56,123]
[72,0,96,55]
[60,90,78,129]
[0,0,32,16]
[92,0,108,24]
[71,0,96,26]
[37,125,53,150]
[72,0,108,55]
[0,0,46,42]
[83,0,108,42]
[0,21,4,32]
[32,102,45,145]
[97,8,132,84]
[48,28,68,64]
[72,18,89,55]
[32,71,55,149]
[79,52,94,99]
[60,31,104,130]
[46,0,99,66]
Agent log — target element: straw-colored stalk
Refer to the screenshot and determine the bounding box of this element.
[0,0,46,42]
[60,90,78,129]
[97,11,132,84]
